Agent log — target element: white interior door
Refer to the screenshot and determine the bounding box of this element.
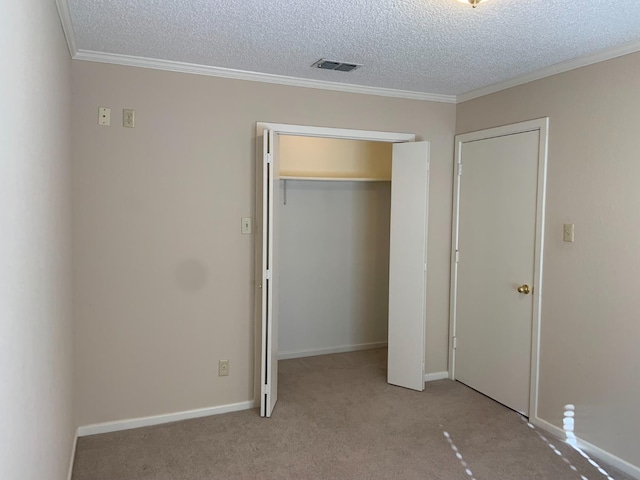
[453,130,540,415]
[260,129,280,417]
[387,141,430,391]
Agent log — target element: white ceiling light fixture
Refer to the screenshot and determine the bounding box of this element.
[457,0,487,8]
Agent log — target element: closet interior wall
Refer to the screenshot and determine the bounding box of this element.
[278,136,392,359]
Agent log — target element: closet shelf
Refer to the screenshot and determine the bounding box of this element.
[280,175,390,182]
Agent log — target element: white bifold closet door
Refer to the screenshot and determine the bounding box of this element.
[259,129,280,417]
[387,142,430,391]
[259,135,430,417]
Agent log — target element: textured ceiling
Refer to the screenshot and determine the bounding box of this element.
[67,0,640,97]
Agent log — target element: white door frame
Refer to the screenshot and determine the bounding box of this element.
[255,122,417,409]
[448,117,549,420]
[257,123,415,143]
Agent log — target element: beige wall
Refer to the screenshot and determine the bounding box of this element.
[456,52,640,468]
[279,136,392,179]
[0,1,74,479]
[72,61,456,425]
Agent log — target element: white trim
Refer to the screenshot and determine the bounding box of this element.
[423,372,448,383]
[533,417,640,479]
[457,38,640,103]
[54,0,78,57]
[453,119,546,142]
[77,400,257,437]
[67,428,78,480]
[278,342,388,360]
[532,416,565,439]
[73,50,456,103]
[256,122,415,144]
[529,119,548,422]
[449,118,549,421]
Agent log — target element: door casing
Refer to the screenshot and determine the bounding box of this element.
[448,118,549,420]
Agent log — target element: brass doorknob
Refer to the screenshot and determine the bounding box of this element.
[517,284,531,294]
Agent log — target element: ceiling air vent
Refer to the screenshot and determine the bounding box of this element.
[312,59,361,72]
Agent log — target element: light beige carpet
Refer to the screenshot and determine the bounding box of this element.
[72,349,633,479]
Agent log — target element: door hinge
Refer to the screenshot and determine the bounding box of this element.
[261,384,269,395]
[453,337,457,349]
[455,250,460,263]
[265,153,273,164]
[424,262,427,272]
[265,269,272,280]
[457,163,462,176]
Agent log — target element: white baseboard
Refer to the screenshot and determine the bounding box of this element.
[278,341,388,360]
[78,400,257,437]
[67,428,78,480]
[532,417,565,438]
[423,371,449,383]
[533,417,640,479]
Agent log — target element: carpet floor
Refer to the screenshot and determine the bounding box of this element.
[72,349,633,479]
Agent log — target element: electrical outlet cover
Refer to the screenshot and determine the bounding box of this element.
[218,360,229,376]
[123,109,135,128]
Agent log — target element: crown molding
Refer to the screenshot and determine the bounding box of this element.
[72,50,456,103]
[73,39,640,105]
[457,38,640,103]
[55,0,78,57]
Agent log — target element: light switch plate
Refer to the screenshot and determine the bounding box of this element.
[563,224,575,243]
[241,217,253,234]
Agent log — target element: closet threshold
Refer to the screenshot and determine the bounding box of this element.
[280,176,390,182]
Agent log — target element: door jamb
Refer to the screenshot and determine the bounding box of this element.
[448,117,549,420]
[254,122,417,406]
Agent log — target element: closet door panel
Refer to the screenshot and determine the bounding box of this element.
[387,142,430,391]
[260,129,280,417]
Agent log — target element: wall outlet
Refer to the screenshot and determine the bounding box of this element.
[218,360,229,377]
[123,109,135,128]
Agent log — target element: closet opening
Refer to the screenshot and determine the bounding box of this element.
[255,123,430,417]
[278,135,392,363]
